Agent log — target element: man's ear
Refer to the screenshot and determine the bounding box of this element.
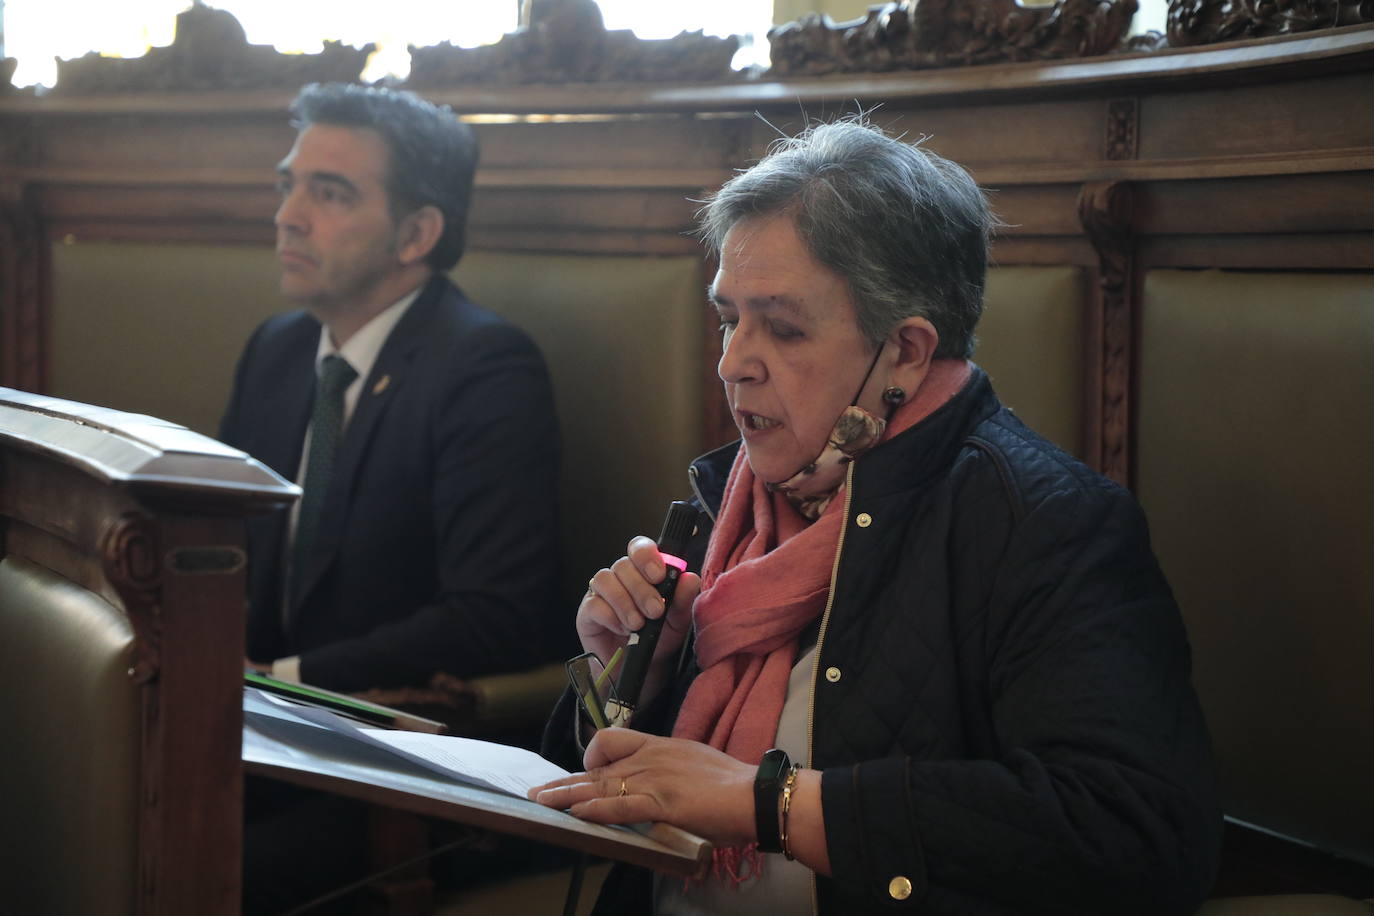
[396,205,445,267]
[886,316,940,395]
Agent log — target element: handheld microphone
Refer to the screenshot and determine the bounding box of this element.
[606,500,697,727]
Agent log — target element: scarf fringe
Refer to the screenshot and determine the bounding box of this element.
[694,844,763,890]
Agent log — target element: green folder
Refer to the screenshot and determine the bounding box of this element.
[244,669,446,733]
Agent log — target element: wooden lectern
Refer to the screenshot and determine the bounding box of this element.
[0,389,707,915]
[0,389,297,915]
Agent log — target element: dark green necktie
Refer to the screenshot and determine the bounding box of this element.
[290,354,357,603]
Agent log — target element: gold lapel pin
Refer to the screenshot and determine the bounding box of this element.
[372,374,391,396]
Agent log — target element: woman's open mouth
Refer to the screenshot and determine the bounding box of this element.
[739,411,781,431]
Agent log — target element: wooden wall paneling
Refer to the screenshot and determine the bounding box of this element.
[37,185,277,229]
[988,237,1100,267]
[48,221,275,247]
[0,179,48,392]
[1135,70,1374,163]
[1136,171,1374,236]
[470,228,702,256]
[20,114,292,176]
[470,187,701,234]
[1138,231,1374,270]
[736,95,1113,171]
[474,167,733,191]
[471,115,735,170]
[981,183,1096,237]
[2,25,1373,468]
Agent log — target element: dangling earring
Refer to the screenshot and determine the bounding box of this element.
[882,385,905,406]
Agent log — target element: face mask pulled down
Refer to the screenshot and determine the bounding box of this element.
[764,402,887,521]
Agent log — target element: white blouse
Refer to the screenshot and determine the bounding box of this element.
[653,642,819,915]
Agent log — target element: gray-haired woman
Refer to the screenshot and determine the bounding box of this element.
[533,119,1220,915]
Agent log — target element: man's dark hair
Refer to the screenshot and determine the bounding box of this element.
[290,82,479,272]
[697,117,997,359]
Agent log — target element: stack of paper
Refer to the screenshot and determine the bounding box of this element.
[243,687,569,798]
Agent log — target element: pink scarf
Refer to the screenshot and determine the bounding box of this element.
[672,359,973,766]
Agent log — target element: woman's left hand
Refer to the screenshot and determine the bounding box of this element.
[528,728,756,848]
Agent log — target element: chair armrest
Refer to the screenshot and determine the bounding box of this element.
[356,662,569,747]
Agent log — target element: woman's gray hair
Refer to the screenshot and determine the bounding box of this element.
[697,118,996,359]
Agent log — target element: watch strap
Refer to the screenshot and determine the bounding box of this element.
[754,747,790,853]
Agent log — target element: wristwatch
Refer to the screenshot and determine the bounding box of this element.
[754,747,790,853]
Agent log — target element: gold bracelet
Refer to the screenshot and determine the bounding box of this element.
[780,763,801,861]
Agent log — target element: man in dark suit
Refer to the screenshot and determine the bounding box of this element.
[220,81,563,694]
[225,83,567,913]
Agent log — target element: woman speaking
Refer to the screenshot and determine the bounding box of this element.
[531,119,1220,915]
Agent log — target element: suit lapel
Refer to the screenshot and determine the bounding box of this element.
[290,275,446,612]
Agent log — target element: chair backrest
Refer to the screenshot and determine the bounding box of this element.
[454,251,708,606]
[1137,269,1374,870]
[0,390,296,916]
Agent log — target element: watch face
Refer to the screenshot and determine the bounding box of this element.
[758,748,790,785]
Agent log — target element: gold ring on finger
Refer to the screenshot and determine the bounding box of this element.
[618,777,628,798]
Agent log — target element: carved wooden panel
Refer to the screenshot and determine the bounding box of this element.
[29,0,739,94]
[51,4,370,93]
[1167,0,1374,47]
[1105,98,1139,161]
[1078,180,1136,486]
[767,0,1140,76]
[409,0,738,87]
[5,1,1374,96]
[101,512,164,684]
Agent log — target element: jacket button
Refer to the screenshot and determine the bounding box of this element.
[856,512,872,527]
[824,666,841,683]
[889,876,913,900]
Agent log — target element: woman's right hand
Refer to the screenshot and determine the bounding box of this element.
[580,535,700,694]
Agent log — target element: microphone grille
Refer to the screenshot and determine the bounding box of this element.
[657,500,698,557]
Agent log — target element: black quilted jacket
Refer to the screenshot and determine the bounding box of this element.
[551,367,1221,915]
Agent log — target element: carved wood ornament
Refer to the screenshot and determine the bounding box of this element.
[407,0,739,87]
[1105,97,1139,161]
[1167,0,1374,47]
[101,513,164,684]
[1077,181,1137,487]
[767,0,1141,77]
[5,0,1372,94]
[51,1,373,93]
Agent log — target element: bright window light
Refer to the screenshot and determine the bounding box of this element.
[595,0,773,69]
[3,1,774,89]
[5,0,182,88]
[1130,0,1168,35]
